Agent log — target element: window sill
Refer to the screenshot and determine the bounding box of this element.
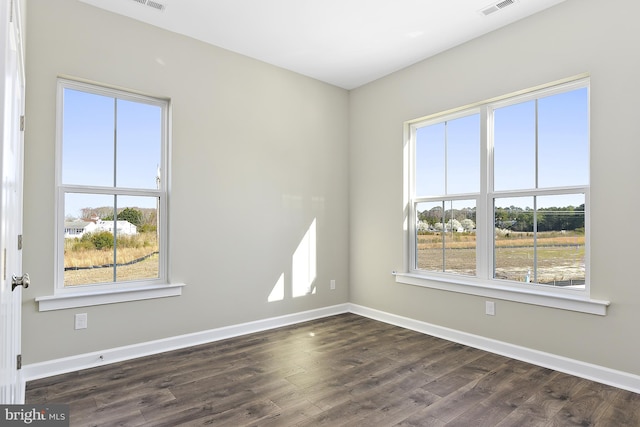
[35,283,185,311]
[395,273,609,316]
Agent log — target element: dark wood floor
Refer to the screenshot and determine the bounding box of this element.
[26,313,640,426]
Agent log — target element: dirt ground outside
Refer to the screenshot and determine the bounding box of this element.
[416,231,585,285]
[64,253,159,286]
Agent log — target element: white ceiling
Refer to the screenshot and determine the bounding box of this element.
[78,0,566,89]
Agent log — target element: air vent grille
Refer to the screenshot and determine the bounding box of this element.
[146,1,165,11]
[480,0,516,16]
[130,0,166,12]
[496,0,515,9]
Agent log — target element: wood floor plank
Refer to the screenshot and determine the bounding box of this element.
[25,313,640,427]
[445,362,555,427]
[400,358,545,424]
[67,394,148,427]
[421,351,510,398]
[247,390,323,426]
[546,380,623,427]
[595,388,640,427]
[348,385,441,426]
[495,370,586,427]
[93,388,176,410]
[179,398,281,427]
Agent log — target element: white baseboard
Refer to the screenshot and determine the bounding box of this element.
[22,302,640,397]
[22,303,350,383]
[348,303,640,394]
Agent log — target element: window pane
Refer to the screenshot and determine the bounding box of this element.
[63,193,116,286]
[415,114,480,196]
[416,200,475,275]
[494,195,585,287]
[416,201,444,271]
[63,193,160,286]
[536,194,585,287]
[494,197,535,282]
[444,200,476,275]
[116,100,162,189]
[538,88,589,188]
[115,196,160,282]
[415,123,445,196]
[494,101,535,191]
[447,114,480,194]
[62,89,115,186]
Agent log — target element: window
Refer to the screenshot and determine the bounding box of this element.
[402,77,605,314]
[38,78,182,310]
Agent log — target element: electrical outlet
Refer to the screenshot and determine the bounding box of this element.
[75,313,88,329]
[485,301,495,316]
[330,279,336,290]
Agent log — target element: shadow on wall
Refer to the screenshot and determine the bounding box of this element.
[268,218,317,302]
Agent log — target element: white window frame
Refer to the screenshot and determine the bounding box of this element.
[36,78,183,311]
[398,75,609,315]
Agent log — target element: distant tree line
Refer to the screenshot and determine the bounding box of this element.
[494,204,585,232]
[418,204,585,233]
[418,206,476,226]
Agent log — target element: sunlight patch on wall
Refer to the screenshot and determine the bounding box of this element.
[268,273,285,302]
[292,219,317,298]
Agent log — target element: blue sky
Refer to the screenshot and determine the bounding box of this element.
[494,88,588,192]
[416,113,480,196]
[415,87,588,210]
[62,88,162,218]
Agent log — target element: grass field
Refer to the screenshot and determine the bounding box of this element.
[64,232,159,286]
[64,254,159,286]
[417,231,585,285]
[64,230,584,287]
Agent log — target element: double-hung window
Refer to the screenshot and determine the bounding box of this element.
[403,77,607,314]
[37,78,181,311]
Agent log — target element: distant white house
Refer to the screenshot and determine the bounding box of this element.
[64,218,137,239]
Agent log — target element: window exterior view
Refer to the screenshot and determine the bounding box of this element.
[57,79,168,289]
[409,79,589,290]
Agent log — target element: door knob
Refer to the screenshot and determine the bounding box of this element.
[11,273,29,291]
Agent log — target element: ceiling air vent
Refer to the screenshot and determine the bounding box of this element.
[480,0,516,16]
[146,1,166,11]
[129,0,166,12]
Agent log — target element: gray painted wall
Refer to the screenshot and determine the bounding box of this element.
[22,0,349,363]
[350,0,640,375]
